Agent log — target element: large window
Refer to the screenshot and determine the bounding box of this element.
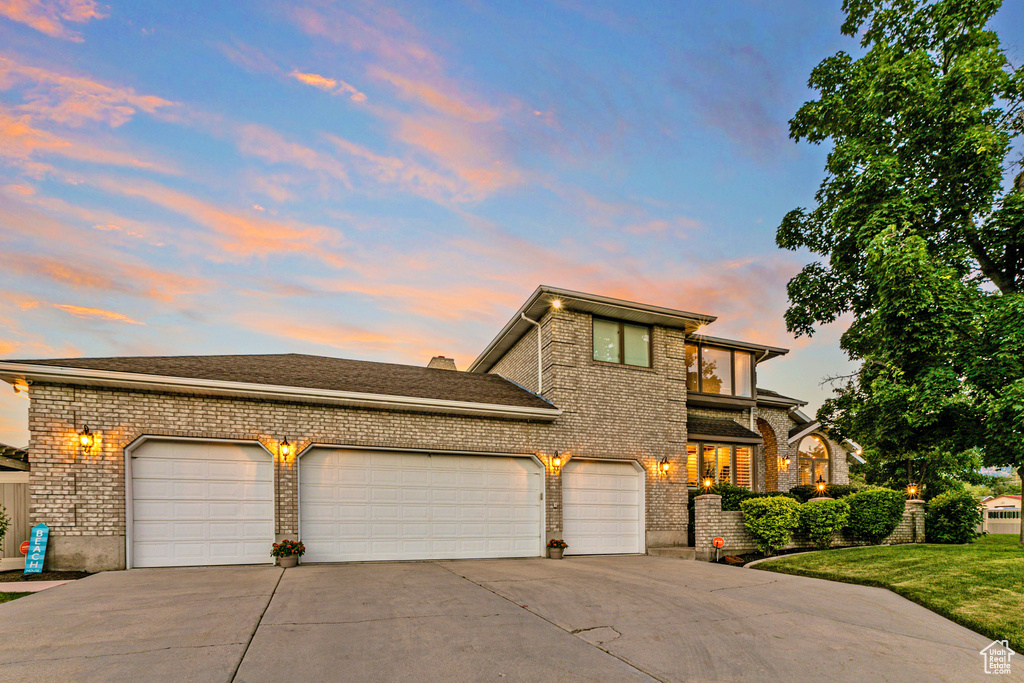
[797,435,830,486]
[593,318,651,367]
[686,443,752,489]
[685,344,754,398]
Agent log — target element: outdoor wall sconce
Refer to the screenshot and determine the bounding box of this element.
[780,455,791,469]
[279,437,293,459]
[815,475,827,494]
[551,451,562,472]
[78,425,95,451]
[659,457,670,476]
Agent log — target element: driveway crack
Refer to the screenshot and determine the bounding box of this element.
[229,567,285,683]
[434,562,663,682]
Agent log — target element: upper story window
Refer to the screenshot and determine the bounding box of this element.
[593,318,651,367]
[685,343,753,397]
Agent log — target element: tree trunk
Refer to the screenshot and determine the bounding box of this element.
[1019,466,1024,548]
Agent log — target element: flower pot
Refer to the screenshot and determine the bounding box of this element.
[548,547,564,560]
[278,555,298,568]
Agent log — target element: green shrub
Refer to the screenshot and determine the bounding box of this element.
[740,496,801,555]
[844,487,906,543]
[704,483,799,511]
[789,484,860,502]
[799,498,850,549]
[926,490,984,544]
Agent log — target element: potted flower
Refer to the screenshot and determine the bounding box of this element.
[271,539,305,568]
[547,539,568,559]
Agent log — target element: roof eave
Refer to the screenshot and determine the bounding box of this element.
[469,285,717,373]
[0,362,563,422]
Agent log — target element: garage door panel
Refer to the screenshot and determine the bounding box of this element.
[132,440,274,568]
[300,449,542,562]
[563,460,642,556]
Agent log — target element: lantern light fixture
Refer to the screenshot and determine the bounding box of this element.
[659,457,670,475]
[78,425,94,450]
[907,484,918,498]
[780,454,791,468]
[815,475,827,494]
[280,437,293,459]
[551,451,562,471]
[701,467,715,491]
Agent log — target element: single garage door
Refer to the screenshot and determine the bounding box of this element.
[130,440,274,568]
[299,449,543,562]
[562,459,643,555]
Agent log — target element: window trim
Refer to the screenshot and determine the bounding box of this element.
[796,434,831,486]
[592,317,652,368]
[686,441,755,489]
[685,343,755,399]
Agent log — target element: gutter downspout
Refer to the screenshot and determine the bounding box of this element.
[521,313,543,395]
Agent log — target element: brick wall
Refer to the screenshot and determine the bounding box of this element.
[692,494,926,560]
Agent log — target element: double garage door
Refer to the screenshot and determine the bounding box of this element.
[130,440,643,567]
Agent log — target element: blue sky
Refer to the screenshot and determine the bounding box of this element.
[1,0,1022,447]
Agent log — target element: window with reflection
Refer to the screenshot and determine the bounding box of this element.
[686,443,753,489]
[593,318,651,367]
[684,343,754,398]
[797,435,830,486]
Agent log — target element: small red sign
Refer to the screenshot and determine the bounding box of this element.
[20,540,29,555]
[712,537,725,549]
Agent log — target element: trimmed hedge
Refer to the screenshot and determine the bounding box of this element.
[740,496,801,555]
[926,490,984,544]
[708,483,799,511]
[844,487,906,543]
[799,498,850,549]
[789,484,861,503]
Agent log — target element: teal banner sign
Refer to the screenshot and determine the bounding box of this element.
[24,523,49,574]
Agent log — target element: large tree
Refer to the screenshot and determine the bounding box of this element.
[777,0,1024,542]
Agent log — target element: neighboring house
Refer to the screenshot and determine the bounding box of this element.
[0,286,856,571]
[0,442,30,571]
[981,495,1022,535]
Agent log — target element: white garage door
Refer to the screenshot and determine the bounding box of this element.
[563,459,643,555]
[130,440,274,568]
[299,449,543,562]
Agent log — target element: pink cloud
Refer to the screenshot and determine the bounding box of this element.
[0,56,174,128]
[91,177,348,265]
[290,70,367,102]
[0,106,173,173]
[368,67,497,123]
[52,303,145,325]
[234,123,350,185]
[0,0,104,41]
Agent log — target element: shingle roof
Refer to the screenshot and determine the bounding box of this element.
[0,442,27,461]
[756,387,806,406]
[5,354,555,410]
[687,417,763,443]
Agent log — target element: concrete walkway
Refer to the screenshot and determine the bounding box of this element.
[0,556,1014,682]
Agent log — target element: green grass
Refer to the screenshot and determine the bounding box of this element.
[0,592,30,604]
[755,535,1024,652]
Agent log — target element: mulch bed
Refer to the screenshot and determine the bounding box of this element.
[0,570,91,582]
[716,547,814,566]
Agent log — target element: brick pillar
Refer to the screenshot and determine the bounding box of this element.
[907,499,925,543]
[694,494,722,561]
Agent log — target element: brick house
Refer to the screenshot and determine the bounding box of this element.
[0,286,856,571]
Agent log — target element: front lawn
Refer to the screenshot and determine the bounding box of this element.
[755,535,1024,652]
[0,592,30,604]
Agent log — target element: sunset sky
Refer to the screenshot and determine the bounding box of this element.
[2,0,1022,447]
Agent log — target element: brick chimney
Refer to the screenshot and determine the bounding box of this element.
[427,355,457,371]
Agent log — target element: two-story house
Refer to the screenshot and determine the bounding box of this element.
[0,286,853,571]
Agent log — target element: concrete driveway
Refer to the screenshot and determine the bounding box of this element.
[0,555,1011,682]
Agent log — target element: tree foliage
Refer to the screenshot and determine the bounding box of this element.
[778,0,1024,544]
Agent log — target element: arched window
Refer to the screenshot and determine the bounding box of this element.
[797,435,830,486]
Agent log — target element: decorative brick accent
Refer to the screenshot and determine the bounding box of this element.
[693,494,927,560]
